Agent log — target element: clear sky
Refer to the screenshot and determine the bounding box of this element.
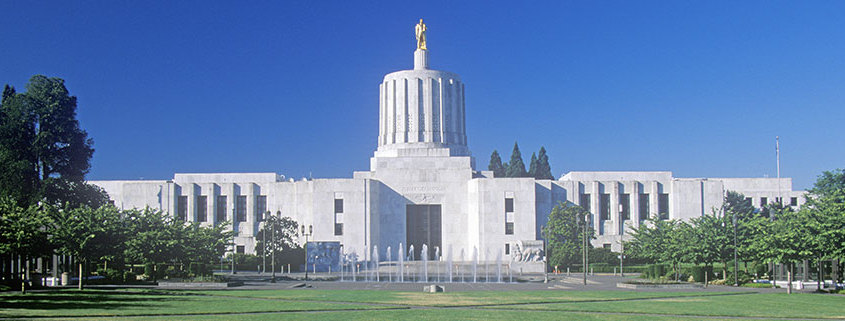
[2,1,843,190]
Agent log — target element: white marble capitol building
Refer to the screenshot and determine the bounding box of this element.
[91,23,804,261]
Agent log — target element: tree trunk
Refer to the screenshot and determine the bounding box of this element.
[818,257,823,291]
[722,260,727,281]
[787,262,793,294]
[78,262,84,290]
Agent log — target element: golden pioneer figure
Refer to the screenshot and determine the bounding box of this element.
[415,19,427,50]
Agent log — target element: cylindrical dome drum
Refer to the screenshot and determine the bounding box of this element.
[377,50,468,156]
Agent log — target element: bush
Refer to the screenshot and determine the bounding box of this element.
[123,271,137,283]
[689,265,714,283]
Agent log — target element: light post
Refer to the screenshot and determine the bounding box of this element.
[301,224,313,281]
[262,212,268,274]
[583,212,588,285]
[540,226,549,283]
[271,210,279,283]
[232,207,237,274]
[619,236,625,277]
[733,210,738,286]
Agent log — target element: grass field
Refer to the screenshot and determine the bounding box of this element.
[1,288,843,320]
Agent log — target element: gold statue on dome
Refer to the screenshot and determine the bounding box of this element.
[415,19,427,50]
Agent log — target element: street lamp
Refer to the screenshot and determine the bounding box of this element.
[271,210,279,283]
[262,211,268,274]
[583,212,590,286]
[733,210,738,286]
[301,224,313,281]
[231,206,238,275]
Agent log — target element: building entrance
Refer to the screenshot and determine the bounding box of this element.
[406,204,441,261]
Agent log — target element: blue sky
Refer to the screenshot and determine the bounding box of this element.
[1,1,843,190]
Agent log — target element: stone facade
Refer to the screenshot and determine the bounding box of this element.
[89,47,805,260]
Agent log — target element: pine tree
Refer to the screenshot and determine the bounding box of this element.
[505,142,528,177]
[535,146,554,180]
[487,150,506,177]
[528,152,538,178]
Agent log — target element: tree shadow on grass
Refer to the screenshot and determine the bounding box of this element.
[0,290,184,317]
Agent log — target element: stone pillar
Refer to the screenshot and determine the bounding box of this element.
[610,182,620,235]
[631,182,640,229]
[245,183,256,237]
[187,183,198,222]
[650,181,660,220]
[591,182,600,236]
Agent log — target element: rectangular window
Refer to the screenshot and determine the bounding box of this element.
[236,245,245,254]
[579,193,591,212]
[177,196,187,221]
[256,195,267,221]
[216,196,227,221]
[236,195,247,222]
[505,198,514,213]
[603,243,611,249]
[760,197,768,207]
[790,197,798,206]
[334,198,344,236]
[197,196,207,222]
[599,194,610,220]
[619,193,630,220]
[638,194,649,220]
[334,198,344,213]
[505,243,510,255]
[658,193,669,220]
[504,197,515,235]
[744,197,752,207]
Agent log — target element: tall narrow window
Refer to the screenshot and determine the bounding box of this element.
[760,197,768,207]
[505,243,510,255]
[216,196,227,221]
[658,193,669,220]
[599,194,610,220]
[790,197,798,206]
[334,198,343,236]
[638,194,649,220]
[256,195,267,221]
[177,196,187,221]
[236,195,247,222]
[619,193,630,220]
[505,197,515,235]
[197,195,207,222]
[579,193,591,212]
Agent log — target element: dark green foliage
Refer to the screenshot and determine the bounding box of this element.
[528,152,537,178]
[0,76,97,208]
[487,150,506,177]
[505,142,528,177]
[544,202,593,269]
[534,146,554,180]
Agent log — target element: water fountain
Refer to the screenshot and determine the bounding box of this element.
[471,246,478,282]
[372,245,380,282]
[386,246,392,282]
[408,245,414,282]
[420,244,429,282]
[496,250,502,283]
[434,247,441,282]
[447,245,453,283]
[398,243,405,282]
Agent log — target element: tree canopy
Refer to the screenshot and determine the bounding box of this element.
[543,202,593,269]
[487,150,506,177]
[505,142,528,177]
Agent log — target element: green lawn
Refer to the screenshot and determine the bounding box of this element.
[183,289,733,307]
[0,289,390,319]
[2,288,843,320]
[489,292,845,319]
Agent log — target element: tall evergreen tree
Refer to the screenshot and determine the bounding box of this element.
[535,146,554,180]
[487,150,506,177]
[528,152,538,178]
[0,76,103,207]
[505,142,528,177]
